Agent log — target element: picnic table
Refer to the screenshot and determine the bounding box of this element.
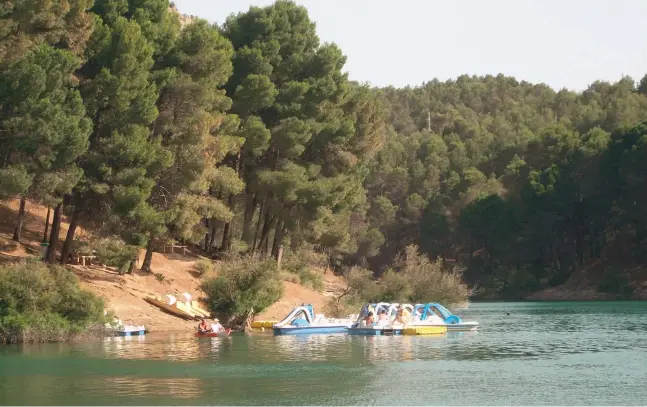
[76,255,97,266]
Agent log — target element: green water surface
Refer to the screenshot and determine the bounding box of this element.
[1,302,646,405]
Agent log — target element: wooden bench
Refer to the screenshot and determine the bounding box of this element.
[163,244,187,255]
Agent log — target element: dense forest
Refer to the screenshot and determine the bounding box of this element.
[2,0,647,299]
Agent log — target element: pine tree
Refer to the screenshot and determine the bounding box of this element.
[59,15,171,264]
[0,45,91,243]
[139,19,243,272]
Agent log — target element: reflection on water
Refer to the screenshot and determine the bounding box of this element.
[1,302,647,405]
[100,334,234,362]
[102,377,203,399]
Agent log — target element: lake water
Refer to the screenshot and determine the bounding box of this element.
[1,302,646,405]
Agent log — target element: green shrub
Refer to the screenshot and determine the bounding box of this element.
[377,270,411,302]
[598,268,634,298]
[279,270,301,284]
[201,256,283,325]
[193,258,214,276]
[482,265,541,299]
[324,266,378,317]
[297,268,324,291]
[392,245,470,306]
[327,246,471,314]
[90,237,139,274]
[280,249,325,292]
[0,260,106,343]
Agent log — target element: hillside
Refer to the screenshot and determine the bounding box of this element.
[168,2,196,28]
[0,199,344,331]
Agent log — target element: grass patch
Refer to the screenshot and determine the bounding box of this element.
[280,249,324,292]
[193,258,214,276]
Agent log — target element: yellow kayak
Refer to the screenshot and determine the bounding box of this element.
[250,320,276,328]
[144,296,197,320]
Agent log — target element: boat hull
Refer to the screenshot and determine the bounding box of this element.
[107,329,146,337]
[273,325,349,335]
[195,329,231,338]
[347,327,404,336]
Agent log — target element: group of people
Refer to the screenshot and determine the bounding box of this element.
[362,305,412,326]
[362,304,446,326]
[197,318,225,334]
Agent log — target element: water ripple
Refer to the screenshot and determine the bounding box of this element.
[1,302,647,405]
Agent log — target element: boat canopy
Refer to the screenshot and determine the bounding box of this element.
[356,302,462,324]
[275,304,316,327]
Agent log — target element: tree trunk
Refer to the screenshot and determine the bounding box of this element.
[126,258,137,274]
[271,218,285,258]
[46,203,62,263]
[12,197,26,242]
[242,193,256,244]
[221,194,236,251]
[221,221,231,251]
[209,218,220,248]
[257,209,274,255]
[276,245,284,269]
[42,206,51,243]
[252,201,264,253]
[60,209,81,265]
[141,235,155,272]
[203,218,210,251]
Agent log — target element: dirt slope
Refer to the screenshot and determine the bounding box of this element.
[0,198,344,331]
[254,272,345,321]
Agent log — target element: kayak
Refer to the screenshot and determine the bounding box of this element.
[194,329,232,337]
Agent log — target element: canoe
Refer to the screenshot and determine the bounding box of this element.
[175,301,203,318]
[194,329,232,338]
[144,296,198,320]
[190,301,211,317]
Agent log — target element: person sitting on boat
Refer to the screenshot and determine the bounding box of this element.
[393,305,411,325]
[211,318,224,332]
[198,318,210,334]
[364,311,375,326]
[376,310,389,325]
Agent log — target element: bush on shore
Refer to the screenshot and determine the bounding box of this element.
[326,245,471,316]
[0,260,106,344]
[200,255,283,325]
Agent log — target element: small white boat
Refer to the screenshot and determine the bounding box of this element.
[272,304,355,335]
[412,303,479,331]
[110,325,146,336]
[104,316,146,336]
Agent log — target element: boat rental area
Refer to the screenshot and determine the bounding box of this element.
[254,302,479,336]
